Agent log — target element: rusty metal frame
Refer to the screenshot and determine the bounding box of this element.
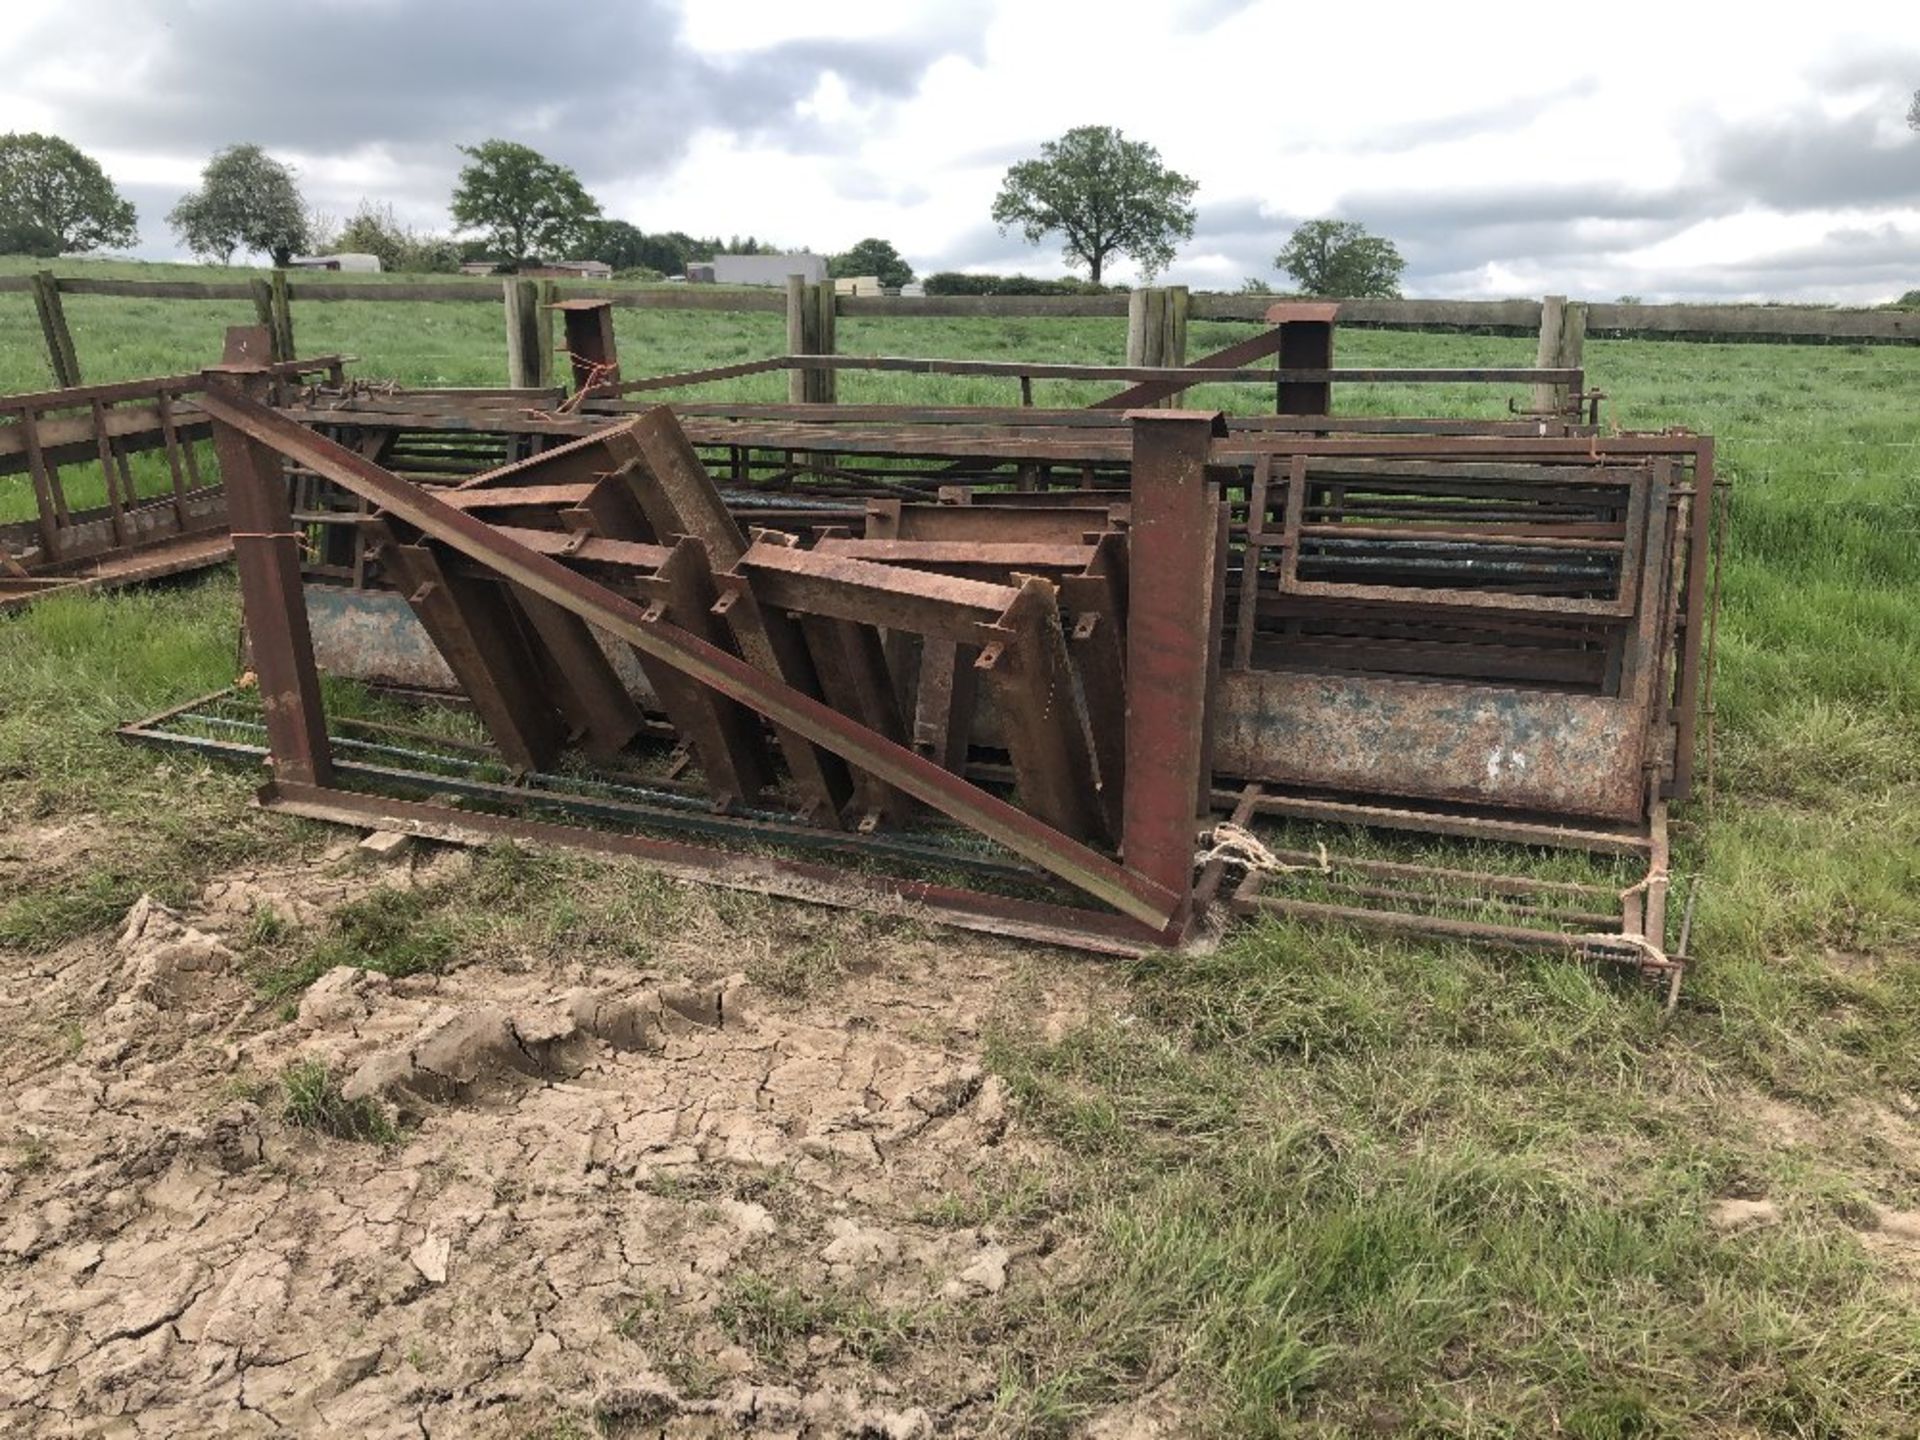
[264,396,1709,820]
[105,313,1717,992]
[581,302,1586,424]
[198,375,1200,942]
[0,350,346,609]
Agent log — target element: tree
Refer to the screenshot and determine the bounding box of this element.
[991,126,1197,283]
[0,220,61,257]
[450,140,600,267]
[1274,220,1406,298]
[830,238,914,288]
[0,133,137,253]
[335,202,405,268]
[923,272,1114,296]
[636,231,698,275]
[334,201,460,273]
[305,206,340,254]
[584,219,654,271]
[169,144,308,265]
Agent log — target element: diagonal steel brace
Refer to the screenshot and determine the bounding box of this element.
[195,381,1181,932]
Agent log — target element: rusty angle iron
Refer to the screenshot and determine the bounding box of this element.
[111,315,1715,1000]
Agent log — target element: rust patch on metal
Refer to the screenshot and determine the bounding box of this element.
[112,316,1714,994]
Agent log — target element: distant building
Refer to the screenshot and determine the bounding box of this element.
[459,260,502,276]
[290,252,382,273]
[685,263,716,284]
[520,259,613,280]
[834,275,883,297]
[899,282,926,297]
[710,253,828,287]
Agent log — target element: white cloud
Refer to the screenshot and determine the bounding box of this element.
[0,0,1916,298]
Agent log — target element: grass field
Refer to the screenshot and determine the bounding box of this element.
[2,260,1919,1435]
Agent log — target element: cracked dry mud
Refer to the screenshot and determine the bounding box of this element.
[0,843,1110,1437]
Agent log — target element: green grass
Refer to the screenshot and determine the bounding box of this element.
[714,1272,921,1371]
[237,839,694,1005]
[985,924,1920,1437]
[276,1057,398,1144]
[0,573,321,951]
[248,885,459,1001]
[1,261,1918,1434]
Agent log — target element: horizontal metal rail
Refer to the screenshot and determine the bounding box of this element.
[595,353,1582,398]
[0,356,347,414]
[196,381,1182,932]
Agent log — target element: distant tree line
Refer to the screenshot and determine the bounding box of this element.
[0,123,1413,301]
[14,98,1920,299]
[0,131,924,286]
[580,219,827,280]
[922,272,1120,296]
[4,123,1652,304]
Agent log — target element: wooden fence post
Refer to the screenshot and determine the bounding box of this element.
[31,271,81,388]
[1165,284,1190,373]
[248,274,295,363]
[1561,301,1588,415]
[271,269,296,362]
[504,278,549,388]
[1152,289,1182,408]
[1533,294,1587,416]
[786,274,809,404]
[1123,287,1184,406]
[811,281,836,405]
[249,276,275,335]
[537,280,559,387]
[1126,288,1150,367]
[785,275,836,404]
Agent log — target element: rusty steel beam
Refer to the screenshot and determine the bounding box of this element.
[600,352,1581,394]
[510,584,647,760]
[206,357,333,785]
[1122,410,1225,909]
[553,298,620,392]
[731,539,1018,644]
[869,499,1127,544]
[194,382,1181,930]
[977,576,1107,843]
[1090,320,1289,411]
[813,538,1097,571]
[798,612,912,827]
[438,482,598,511]
[256,779,1161,956]
[1274,303,1339,416]
[614,409,855,821]
[639,539,777,803]
[488,525,674,571]
[371,526,567,773]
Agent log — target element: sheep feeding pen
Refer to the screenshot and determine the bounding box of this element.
[118,311,1718,997]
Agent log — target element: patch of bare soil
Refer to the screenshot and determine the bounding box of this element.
[0,820,109,883]
[0,841,1110,1437]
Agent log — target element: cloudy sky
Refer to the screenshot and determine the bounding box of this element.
[3,0,1918,300]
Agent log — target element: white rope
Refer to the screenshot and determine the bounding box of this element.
[1194,822,1330,876]
[1616,863,1669,904]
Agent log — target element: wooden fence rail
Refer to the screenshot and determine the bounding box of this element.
[5,270,1915,338]
[7,267,1918,401]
